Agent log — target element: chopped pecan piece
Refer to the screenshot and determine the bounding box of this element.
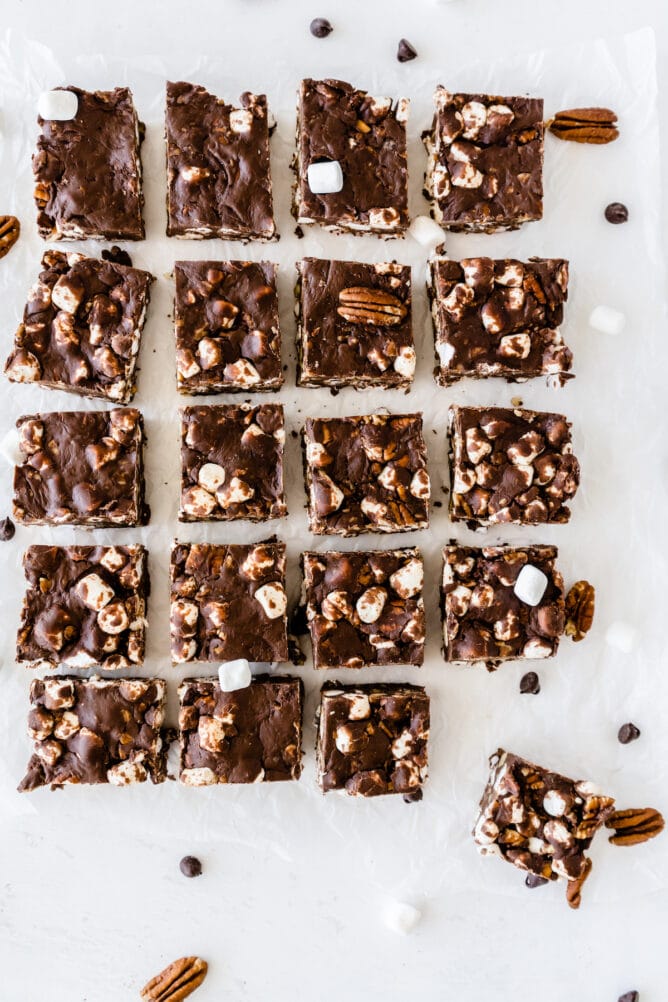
[606,807,665,846]
[548,107,619,144]
[140,956,208,1001]
[337,286,408,326]
[0,215,20,260]
[564,580,595,641]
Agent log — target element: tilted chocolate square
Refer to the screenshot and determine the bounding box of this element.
[302,413,430,536]
[293,79,409,236]
[13,408,147,528]
[178,676,303,785]
[170,539,289,664]
[296,258,415,389]
[316,683,430,797]
[442,544,566,668]
[18,676,167,792]
[474,749,615,906]
[4,250,153,403]
[174,260,282,393]
[166,82,276,241]
[17,544,149,670]
[448,405,580,527]
[180,403,287,522]
[33,87,144,241]
[302,548,425,669]
[429,257,571,385]
[423,88,544,232]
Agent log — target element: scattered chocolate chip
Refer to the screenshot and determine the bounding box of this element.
[618,993,639,1002]
[179,855,202,878]
[295,225,305,239]
[433,500,443,508]
[618,722,641,744]
[605,202,629,224]
[310,17,333,38]
[397,38,418,62]
[403,788,423,804]
[101,245,133,267]
[525,873,548,888]
[519,671,540,695]
[0,517,15,541]
[290,429,299,439]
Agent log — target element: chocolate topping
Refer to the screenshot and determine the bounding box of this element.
[293,79,409,235]
[178,676,303,784]
[297,257,414,388]
[170,540,289,664]
[317,682,430,797]
[174,260,282,393]
[19,676,166,791]
[33,87,144,241]
[303,547,425,668]
[166,82,276,240]
[13,408,147,528]
[17,544,148,670]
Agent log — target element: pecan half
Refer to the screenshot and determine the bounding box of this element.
[564,580,595,641]
[606,807,665,847]
[548,108,619,144]
[565,856,592,910]
[337,286,408,326]
[140,956,208,1001]
[0,215,20,260]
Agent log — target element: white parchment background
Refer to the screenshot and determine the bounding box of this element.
[0,2,666,1000]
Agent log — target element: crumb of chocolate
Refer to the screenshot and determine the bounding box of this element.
[605,202,629,224]
[310,17,333,37]
[520,671,540,695]
[397,38,418,62]
[525,873,549,888]
[403,788,423,804]
[434,500,443,508]
[179,855,203,878]
[101,245,133,267]
[0,516,15,541]
[295,225,305,238]
[618,722,641,745]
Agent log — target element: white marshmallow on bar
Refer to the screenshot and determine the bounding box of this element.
[383,900,422,935]
[307,160,344,194]
[218,658,252,692]
[513,564,548,606]
[0,428,23,467]
[589,305,626,336]
[605,621,639,654]
[409,215,445,248]
[38,89,79,122]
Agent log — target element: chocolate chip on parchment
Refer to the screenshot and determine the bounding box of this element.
[618,993,640,1002]
[618,722,641,745]
[525,873,548,888]
[0,517,15,541]
[310,17,333,38]
[295,225,305,238]
[397,39,418,62]
[605,202,629,224]
[403,788,424,804]
[519,671,540,695]
[101,245,133,267]
[179,855,203,878]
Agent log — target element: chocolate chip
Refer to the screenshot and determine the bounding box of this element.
[310,17,333,38]
[525,873,548,888]
[101,246,133,267]
[618,722,641,744]
[397,38,418,62]
[618,993,639,1002]
[0,517,15,541]
[605,202,629,224]
[519,671,540,695]
[403,788,423,804]
[179,855,202,878]
[295,225,305,239]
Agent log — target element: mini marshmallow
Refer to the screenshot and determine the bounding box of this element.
[38,89,79,121]
[409,215,445,248]
[605,621,639,654]
[307,160,344,195]
[0,428,23,466]
[218,658,252,692]
[383,900,422,935]
[513,564,548,606]
[589,305,626,336]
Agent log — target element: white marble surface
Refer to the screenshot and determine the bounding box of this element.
[0,2,667,1000]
